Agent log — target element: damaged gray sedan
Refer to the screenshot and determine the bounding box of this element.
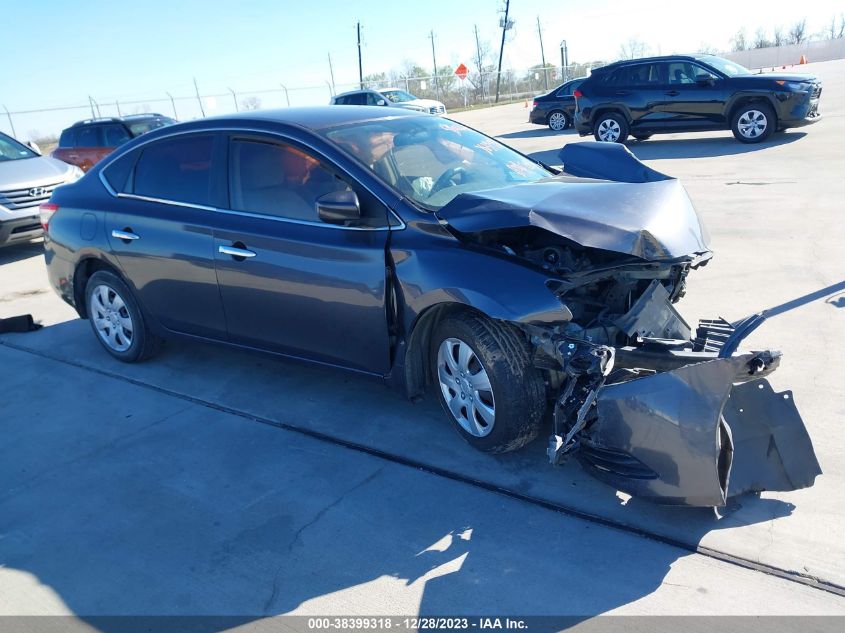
[43,107,820,507]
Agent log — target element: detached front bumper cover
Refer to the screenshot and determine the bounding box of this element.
[544,325,821,508]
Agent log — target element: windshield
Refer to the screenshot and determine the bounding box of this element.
[127,116,176,137]
[700,56,750,77]
[382,90,417,103]
[322,116,551,210]
[0,132,37,162]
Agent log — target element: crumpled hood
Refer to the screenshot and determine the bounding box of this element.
[436,176,711,261]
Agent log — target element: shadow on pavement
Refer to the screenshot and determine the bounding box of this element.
[626,131,806,160]
[497,128,577,140]
[0,319,801,627]
[0,239,44,265]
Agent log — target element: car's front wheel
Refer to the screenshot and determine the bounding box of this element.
[548,110,569,131]
[593,113,629,143]
[85,270,160,363]
[431,312,546,453]
[731,103,775,143]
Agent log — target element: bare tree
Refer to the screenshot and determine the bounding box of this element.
[697,42,719,55]
[753,27,772,49]
[830,14,845,39]
[240,96,261,111]
[731,28,749,51]
[773,26,786,46]
[618,38,650,60]
[788,18,807,44]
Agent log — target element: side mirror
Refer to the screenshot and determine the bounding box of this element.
[376,99,387,106]
[317,189,361,225]
[695,74,716,86]
[26,141,41,154]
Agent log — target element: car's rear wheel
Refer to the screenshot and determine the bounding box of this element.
[548,110,569,131]
[593,113,629,143]
[731,103,775,143]
[85,270,160,363]
[431,312,546,453]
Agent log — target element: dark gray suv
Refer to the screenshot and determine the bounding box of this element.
[574,55,821,143]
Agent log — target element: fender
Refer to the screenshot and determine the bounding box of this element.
[724,91,778,121]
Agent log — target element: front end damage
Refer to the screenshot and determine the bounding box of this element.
[436,142,821,507]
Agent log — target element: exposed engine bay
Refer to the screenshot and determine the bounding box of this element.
[437,142,821,507]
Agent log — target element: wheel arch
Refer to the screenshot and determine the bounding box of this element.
[726,94,778,126]
[73,257,125,319]
[591,106,632,126]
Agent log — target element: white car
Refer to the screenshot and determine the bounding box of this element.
[331,88,447,115]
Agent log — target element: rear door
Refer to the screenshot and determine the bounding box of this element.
[104,132,228,339]
[609,63,668,131]
[212,132,392,373]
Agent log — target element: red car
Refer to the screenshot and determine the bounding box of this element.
[52,114,175,172]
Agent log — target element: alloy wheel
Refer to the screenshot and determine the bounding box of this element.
[549,112,566,131]
[597,118,621,142]
[737,110,768,139]
[90,284,134,352]
[437,338,496,437]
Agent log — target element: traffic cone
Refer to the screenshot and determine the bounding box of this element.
[799,55,808,64]
[524,99,528,108]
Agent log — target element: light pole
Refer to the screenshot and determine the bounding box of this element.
[560,40,569,83]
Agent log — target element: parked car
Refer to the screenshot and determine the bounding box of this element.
[529,78,585,131]
[41,107,819,507]
[52,113,176,172]
[0,132,82,248]
[573,55,822,143]
[331,88,447,115]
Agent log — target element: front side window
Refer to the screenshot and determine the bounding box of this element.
[322,116,551,211]
[699,56,750,77]
[103,124,132,147]
[229,139,352,223]
[382,90,416,103]
[132,135,214,206]
[366,93,384,106]
[76,126,101,148]
[127,117,176,137]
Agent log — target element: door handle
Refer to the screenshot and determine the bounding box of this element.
[219,244,256,259]
[665,90,680,96]
[111,229,140,241]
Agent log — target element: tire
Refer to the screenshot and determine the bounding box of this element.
[633,134,652,141]
[593,112,629,143]
[731,102,776,143]
[547,110,569,131]
[431,312,546,453]
[85,270,160,362]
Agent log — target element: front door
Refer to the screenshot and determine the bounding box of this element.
[213,134,392,374]
[656,61,726,129]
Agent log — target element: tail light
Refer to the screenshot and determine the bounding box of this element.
[39,202,58,232]
[573,89,583,98]
[532,100,538,108]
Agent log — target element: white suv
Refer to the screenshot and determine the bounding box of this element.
[331,89,447,115]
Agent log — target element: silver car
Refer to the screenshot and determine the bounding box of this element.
[0,132,83,247]
[331,88,447,115]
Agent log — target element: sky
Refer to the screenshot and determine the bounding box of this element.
[2,0,842,139]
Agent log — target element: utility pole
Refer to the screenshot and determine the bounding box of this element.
[193,77,205,117]
[328,53,336,95]
[3,105,16,138]
[536,16,549,90]
[228,88,238,112]
[357,22,364,89]
[560,40,569,83]
[474,24,485,100]
[429,30,440,100]
[166,92,178,119]
[495,0,511,103]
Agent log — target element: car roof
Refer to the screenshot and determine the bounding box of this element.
[593,54,704,72]
[334,89,380,97]
[68,113,171,129]
[185,106,426,133]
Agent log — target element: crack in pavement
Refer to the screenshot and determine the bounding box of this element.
[263,466,385,613]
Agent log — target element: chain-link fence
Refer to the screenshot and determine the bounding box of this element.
[1,63,602,147]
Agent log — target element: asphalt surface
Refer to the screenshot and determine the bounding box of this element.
[1,59,844,619]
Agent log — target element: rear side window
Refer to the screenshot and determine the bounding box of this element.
[132,135,214,206]
[102,150,138,193]
[103,124,132,147]
[58,128,77,148]
[76,126,101,148]
[603,64,662,86]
